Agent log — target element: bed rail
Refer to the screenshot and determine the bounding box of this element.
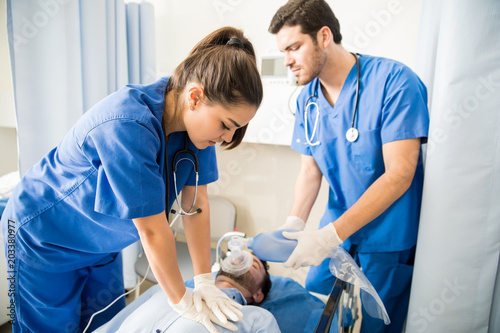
[314,244,358,333]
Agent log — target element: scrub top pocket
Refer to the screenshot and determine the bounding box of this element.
[350,127,383,173]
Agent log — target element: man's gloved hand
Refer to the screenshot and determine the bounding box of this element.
[283,223,343,269]
[192,273,243,324]
[169,289,237,333]
[278,216,306,231]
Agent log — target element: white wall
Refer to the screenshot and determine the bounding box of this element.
[149,0,423,280]
[209,143,330,281]
[151,0,422,75]
[0,0,18,177]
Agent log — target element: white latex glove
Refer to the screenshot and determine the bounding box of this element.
[278,216,306,231]
[283,223,343,269]
[192,273,243,324]
[169,290,237,333]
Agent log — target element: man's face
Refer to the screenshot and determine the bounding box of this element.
[276,25,327,85]
[217,254,267,303]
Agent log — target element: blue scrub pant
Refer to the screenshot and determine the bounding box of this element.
[12,253,126,333]
[306,247,415,333]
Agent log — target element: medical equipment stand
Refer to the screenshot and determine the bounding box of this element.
[314,245,358,333]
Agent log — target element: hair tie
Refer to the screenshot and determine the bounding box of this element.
[226,37,245,50]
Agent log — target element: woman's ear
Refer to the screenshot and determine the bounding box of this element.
[186,84,204,109]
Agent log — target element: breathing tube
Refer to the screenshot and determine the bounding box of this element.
[220,236,253,275]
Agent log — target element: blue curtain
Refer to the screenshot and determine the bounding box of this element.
[7,0,156,289]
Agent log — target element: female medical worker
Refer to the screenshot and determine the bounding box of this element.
[269,1,429,332]
[1,26,263,333]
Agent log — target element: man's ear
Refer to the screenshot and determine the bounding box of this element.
[252,290,265,304]
[316,26,332,48]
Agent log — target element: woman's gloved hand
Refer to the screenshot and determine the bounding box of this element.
[278,216,306,231]
[169,289,237,333]
[192,273,243,324]
[283,223,343,269]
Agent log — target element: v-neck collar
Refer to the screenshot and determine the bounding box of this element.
[316,55,360,116]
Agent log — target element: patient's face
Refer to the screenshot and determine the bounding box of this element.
[216,254,267,302]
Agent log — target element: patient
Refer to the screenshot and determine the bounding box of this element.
[95,254,279,332]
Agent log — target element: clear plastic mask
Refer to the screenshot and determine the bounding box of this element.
[220,236,253,275]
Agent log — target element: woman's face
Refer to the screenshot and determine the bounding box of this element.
[185,99,257,149]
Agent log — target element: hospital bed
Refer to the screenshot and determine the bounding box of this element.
[99,262,328,333]
[99,228,362,333]
[314,245,359,333]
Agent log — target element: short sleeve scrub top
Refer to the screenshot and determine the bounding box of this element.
[2,76,218,273]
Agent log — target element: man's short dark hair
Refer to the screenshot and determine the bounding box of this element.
[268,0,342,44]
[217,258,273,305]
[259,260,272,302]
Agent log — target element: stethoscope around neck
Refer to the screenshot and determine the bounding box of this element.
[164,132,202,222]
[299,52,361,146]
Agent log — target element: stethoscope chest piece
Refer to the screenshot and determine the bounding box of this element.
[346,127,359,143]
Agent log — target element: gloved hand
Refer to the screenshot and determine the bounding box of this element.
[192,273,243,324]
[278,216,306,231]
[169,289,237,333]
[283,223,343,269]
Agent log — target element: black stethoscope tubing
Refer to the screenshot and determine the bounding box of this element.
[351,52,360,130]
[163,129,201,220]
[172,134,199,174]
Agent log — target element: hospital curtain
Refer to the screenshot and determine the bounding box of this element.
[7,0,156,289]
[406,1,500,332]
[7,0,156,175]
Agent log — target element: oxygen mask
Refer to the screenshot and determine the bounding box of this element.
[220,236,253,276]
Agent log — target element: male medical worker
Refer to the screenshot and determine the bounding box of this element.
[269,1,429,332]
[95,255,278,332]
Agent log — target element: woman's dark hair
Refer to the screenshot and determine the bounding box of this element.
[169,27,263,149]
[268,0,342,45]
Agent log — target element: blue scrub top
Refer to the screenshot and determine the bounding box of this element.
[1,77,218,272]
[291,55,429,252]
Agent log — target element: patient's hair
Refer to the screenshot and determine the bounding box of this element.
[258,260,272,302]
[168,26,263,149]
[217,259,272,305]
[268,0,342,45]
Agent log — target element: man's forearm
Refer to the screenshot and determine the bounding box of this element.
[333,138,420,240]
[333,170,412,240]
[289,157,323,222]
